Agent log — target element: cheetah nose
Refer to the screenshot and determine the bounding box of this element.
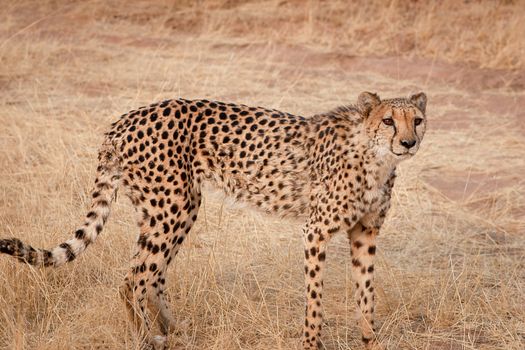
[400,139,416,149]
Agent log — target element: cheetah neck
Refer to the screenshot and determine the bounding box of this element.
[361,139,399,190]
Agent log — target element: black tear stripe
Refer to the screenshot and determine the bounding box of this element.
[390,120,398,153]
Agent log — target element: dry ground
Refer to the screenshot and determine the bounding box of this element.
[1,1,524,349]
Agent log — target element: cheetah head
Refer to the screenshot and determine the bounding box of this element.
[358,91,427,159]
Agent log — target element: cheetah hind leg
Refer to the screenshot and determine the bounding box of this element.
[119,274,164,349]
[120,195,201,348]
[145,195,201,338]
[149,290,177,335]
[120,255,172,350]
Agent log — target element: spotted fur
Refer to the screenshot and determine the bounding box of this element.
[0,91,427,349]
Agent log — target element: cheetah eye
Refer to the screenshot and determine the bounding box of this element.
[414,118,423,126]
[382,118,394,126]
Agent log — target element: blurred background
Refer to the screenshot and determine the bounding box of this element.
[0,1,524,349]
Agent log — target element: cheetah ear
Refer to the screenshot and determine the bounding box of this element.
[409,92,427,114]
[357,91,381,116]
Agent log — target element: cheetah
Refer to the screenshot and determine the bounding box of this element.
[0,91,427,349]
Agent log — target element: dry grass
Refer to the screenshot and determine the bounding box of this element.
[1,1,524,349]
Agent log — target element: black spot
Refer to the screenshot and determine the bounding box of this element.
[59,243,76,262]
[137,235,147,248]
[310,247,316,257]
[152,245,160,254]
[75,229,85,239]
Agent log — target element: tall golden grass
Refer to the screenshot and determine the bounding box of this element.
[1,1,524,349]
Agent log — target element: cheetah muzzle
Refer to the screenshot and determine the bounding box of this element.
[0,91,427,349]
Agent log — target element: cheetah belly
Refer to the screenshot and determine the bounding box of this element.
[201,163,311,220]
[201,181,305,222]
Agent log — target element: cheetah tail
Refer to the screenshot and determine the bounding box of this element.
[0,142,122,267]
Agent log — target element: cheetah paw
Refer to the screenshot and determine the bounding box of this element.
[365,340,384,350]
[150,335,167,350]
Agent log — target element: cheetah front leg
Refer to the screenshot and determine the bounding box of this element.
[302,210,337,350]
[347,222,382,349]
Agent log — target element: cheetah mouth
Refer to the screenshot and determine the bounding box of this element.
[392,151,413,157]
